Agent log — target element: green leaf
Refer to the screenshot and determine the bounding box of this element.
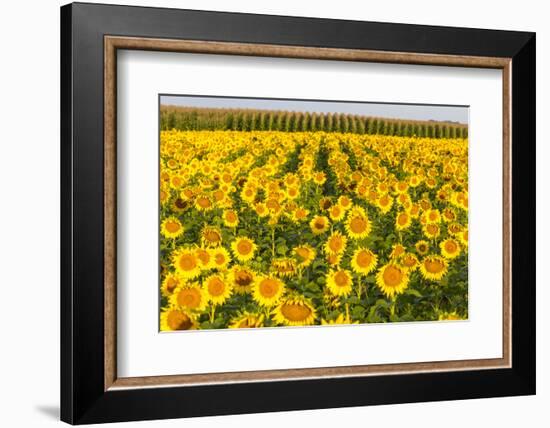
[405,289,423,298]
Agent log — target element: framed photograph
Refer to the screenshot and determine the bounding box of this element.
[61,2,536,424]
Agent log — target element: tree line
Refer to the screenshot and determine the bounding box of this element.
[160,106,468,139]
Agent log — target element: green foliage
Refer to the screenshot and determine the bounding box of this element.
[159,105,468,138]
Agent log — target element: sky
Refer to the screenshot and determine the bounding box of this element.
[160,95,469,124]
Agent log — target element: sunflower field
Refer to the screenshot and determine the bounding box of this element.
[159,126,468,331]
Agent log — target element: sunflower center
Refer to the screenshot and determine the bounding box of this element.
[204,230,221,243]
[235,270,253,286]
[177,288,202,308]
[295,209,307,219]
[281,303,312,322]
[356,250,372,267]
[382,266,403,287]
[258,278,280,297]
[174,198,187,209]
[167,310,193,330]
[296,247,311,259]
[197,197,211,208]
[334,271,350,287]
[328,236,344,252]
[424,259,445,273]
[398,214,408,225]
[314,219,326,229]
[403,256,416,267]
[237,240,253,255]
[178,254,197,271]
[427,224,439,234]
[445,241,458,253]
[208,277,225,296]
[429,212,438,221]
[165,221,181,233]
[214,253,226,265]
[165,277,178,292]
[196,249,210,265]
[226,211,237,222]
[350,216,367,233]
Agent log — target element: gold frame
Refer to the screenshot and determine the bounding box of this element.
[104,36,512,391]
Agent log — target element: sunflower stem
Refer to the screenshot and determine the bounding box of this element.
[271,226,276,257]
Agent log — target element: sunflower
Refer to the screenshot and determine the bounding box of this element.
[194,194,213,211]
[326,269,353,296]
[394,181,409,194]
[271,258,298,278]
[415,240,430,255]
[390,243,406,259]
[172,197,189,213]
[253,276,285,306]
[253,202,269,218]
[409,175,422,187]
[438,311,465,321]
[210,246,231,270]
[293,244,316,268]
[442,208,456,223]
[401,253,419,271]
[240,185,256,204]
[376,263,409,298]
[423,209,441,224]
[292,207,310,223]
[319,197,333,211]
[321,313,358,325]
[162,272,183,296]
[160,217,184,239]
[312,171,327,185]
[408,203,421,219]
[325,248,342,266]
[395,212,411,231]
[195,247,213,270]
[448,222,463,235]
[419,256,449,281]
[231,237,257,262]
[172,248,201,279]
[285,186,300,200]
[338,195,353,211]
[222,210,239,228]
[229,312,265,328]
[201,226,222,248]
[203,274,232,305]
[310,215,330,234]
[229,265,256,294]
[345,206,371,239]
[423,223,440,239]
[350,248,377,275]
[458,229,468,248]
[169,282,207,312]
[440,238,461,259]
[273,295,317,326]
[328,204,346,221]
[160,307,197,331]
[324,231,347,255]
[376,194,394,214]
[160,187,170,206]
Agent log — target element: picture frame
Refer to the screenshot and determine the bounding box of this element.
[60,2,535,424]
